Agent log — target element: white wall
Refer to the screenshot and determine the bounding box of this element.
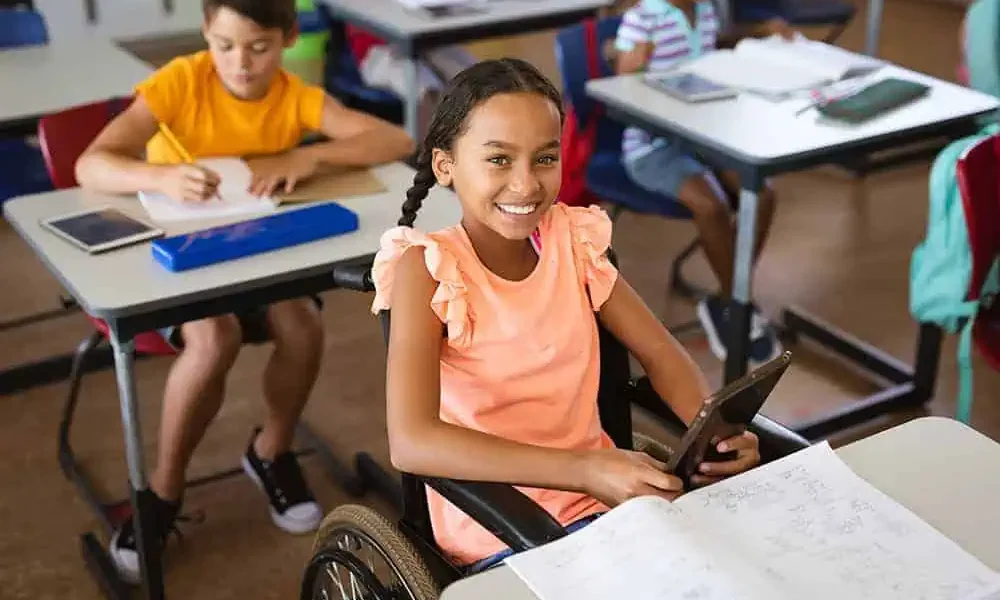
[35,0,202,42]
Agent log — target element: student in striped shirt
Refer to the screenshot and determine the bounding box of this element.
[615,0,789,364]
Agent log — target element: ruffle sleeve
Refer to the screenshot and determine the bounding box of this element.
[564,205,619,310]
[370,227,473,348]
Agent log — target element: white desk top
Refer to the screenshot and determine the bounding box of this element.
[2,162,462,320]
[586,67,1000,166]
[0,38,153,125]
[318,0,608,43]
[441,417,1000,599]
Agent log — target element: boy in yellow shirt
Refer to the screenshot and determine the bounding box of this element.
[75,0,413,583]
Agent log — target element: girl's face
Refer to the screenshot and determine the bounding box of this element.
[432,92,562,242]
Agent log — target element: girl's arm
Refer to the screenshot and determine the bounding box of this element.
[386,247,683,506]
[597,277,710,425]
[597,277,760,482]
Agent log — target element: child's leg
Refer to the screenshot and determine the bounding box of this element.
[150,315,242,502]
[624,145,734,295]
[254,298,325,459]
[715,170,777,266]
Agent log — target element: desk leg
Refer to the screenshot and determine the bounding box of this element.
[865,0,884,57]
[404,54,420,143]
[724,186,760,383]
[109,332,165,600]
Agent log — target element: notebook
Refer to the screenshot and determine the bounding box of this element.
[506,443,1000,600]
[682,35,883,98]
[138,157,277,223]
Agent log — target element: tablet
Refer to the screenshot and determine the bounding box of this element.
[41,207,164,254]
[644,72,737,103]
[666,351,792,487]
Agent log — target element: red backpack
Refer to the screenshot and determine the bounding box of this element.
[559,19,603,208]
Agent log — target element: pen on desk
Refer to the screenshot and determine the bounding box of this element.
[157,123,221,200]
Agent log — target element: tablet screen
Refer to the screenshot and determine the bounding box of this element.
[660,73,729,96]
[47,209,156,249]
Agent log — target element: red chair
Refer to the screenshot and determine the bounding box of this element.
[37,97,180,534]
[955,134,1000,372]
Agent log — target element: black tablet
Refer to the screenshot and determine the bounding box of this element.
[41,207,164,254]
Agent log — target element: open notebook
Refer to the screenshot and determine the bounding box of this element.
[138,158,277,223]
[506,443,1000,600]
[682,35,883,98]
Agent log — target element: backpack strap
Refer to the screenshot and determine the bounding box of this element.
[955,256,1000,423]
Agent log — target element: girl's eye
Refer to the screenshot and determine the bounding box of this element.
[537,155,559,166]
[488,156,511,166]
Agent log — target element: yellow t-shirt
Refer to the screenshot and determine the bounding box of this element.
[135,51,325,164]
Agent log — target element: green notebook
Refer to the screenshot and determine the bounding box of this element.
[817,78,931,124]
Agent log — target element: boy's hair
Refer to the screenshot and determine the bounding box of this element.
[202,0,297,34]
[399,59,564,228]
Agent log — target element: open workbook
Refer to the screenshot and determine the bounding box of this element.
[680,35,883,97]
[506,443,1000,600]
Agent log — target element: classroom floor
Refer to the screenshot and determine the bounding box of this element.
[2,0,999,597]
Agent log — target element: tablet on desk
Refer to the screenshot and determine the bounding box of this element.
[41,207,164,254]
[644,72,738,103]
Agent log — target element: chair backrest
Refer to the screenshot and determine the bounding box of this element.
[554,17,633,160]
[955,134,1000,303]
[0,8,47,49]
[37,97,132,189]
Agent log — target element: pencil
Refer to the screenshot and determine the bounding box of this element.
[158,122,194,163]
[158,123,221,201]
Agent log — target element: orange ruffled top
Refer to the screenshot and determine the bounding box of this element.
[371,203,620,565]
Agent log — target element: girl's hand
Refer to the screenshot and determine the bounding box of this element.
[247,149,319,197]
[581,448,684,507]
[689,431,761,488]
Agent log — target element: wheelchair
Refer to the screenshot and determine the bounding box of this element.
[300,266,810,599]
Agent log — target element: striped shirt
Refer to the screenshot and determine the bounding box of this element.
[615,0,720,162]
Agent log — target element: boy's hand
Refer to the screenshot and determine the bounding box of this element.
[247,149,319,197]
[158,164,220,203]
[581,448,684,507]
[689,431,761,488]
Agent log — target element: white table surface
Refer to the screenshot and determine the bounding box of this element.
[586,66,999,166]
[441,417,1000,599]
[1,162,461,320]
[318,0,608,42]
[0,37,153,124]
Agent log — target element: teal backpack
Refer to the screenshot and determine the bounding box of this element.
[909,0,1000,423]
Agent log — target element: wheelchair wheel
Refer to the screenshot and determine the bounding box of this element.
[632,432,674,463]
[302,504,439,600]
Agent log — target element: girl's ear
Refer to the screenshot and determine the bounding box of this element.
[431,148,454,187]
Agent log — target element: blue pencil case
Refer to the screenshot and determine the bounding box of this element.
[151,202,359,272]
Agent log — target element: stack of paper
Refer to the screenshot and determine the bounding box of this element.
[683,35,883,98]
[138,157,277,224]
[506,443,1000,600]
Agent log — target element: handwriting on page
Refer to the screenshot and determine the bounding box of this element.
[505,496,754,600]
[687,443,1000,600]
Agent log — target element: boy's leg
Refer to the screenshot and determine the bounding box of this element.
[111,315,242,584]
[256,298,324,458]
[241,297,325,534]
[716,169,776,266]
[150,315,243,501]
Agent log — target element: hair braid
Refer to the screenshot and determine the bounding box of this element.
[398,150,436,228]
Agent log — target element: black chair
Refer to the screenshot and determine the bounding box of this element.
[301,267,810,600]
[733,0,856,44]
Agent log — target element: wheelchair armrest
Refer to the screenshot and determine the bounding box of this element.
[331,259,374,292]
[627,376,809,462]
[421,477,567,552]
